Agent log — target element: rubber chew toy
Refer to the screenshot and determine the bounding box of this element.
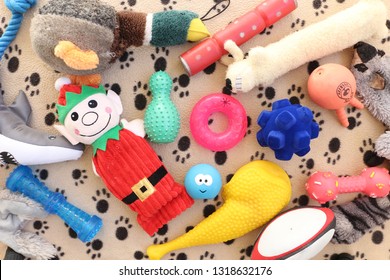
[6,165,103,242]
[256,99,319,160]
[147,160,292,260]
[190,93,247,151]
[0,0,36,60]
[180,0,297,76]
[144,71,180,143]
[306,167,390,204]
[225,0,388,93]
[307,63,364,127]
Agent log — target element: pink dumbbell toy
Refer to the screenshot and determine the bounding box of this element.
[306,167,390,204]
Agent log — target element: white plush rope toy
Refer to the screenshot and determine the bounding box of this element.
[224,0,388,93]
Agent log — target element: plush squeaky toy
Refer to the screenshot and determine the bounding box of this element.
[351,41,390,160]
[330,194,390,244]
[30,0,210,85]
[0,90,84,165]
[223,0,388,93]
[0,189,56,260]
[54,78,194,236]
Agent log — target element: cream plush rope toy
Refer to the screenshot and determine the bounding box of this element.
[224,0,388,93]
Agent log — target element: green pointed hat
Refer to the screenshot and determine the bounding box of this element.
[56,84,106,124]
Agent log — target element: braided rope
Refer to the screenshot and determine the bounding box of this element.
[0,0,36,60]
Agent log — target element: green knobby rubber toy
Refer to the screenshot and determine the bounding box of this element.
[144,71,180,143]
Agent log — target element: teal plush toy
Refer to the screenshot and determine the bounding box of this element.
[144,71,180,143]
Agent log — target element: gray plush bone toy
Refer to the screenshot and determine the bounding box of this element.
[351,41,390,159]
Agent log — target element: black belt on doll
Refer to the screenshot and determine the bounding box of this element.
[121,165,167,204]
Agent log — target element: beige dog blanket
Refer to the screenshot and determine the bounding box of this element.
[0,0,389,260]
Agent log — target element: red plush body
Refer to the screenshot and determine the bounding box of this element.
[92,129,194,235]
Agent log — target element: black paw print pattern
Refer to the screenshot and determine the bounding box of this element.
[44,103,58,126]
[134,250,148,260]
[313,0,329,17]
[151,224,169,245]
[168,251,188,260]
[151,47,170,72]
[34,168,49,180]
[52,245,65,259]
[259,25,274,36]
[118,50,135,69]
[291,18,306,29]
[120,0,137,10]
[381,20,390,44]
[250,150,265,161]
[346,107,362,130]
[204,62,217,75]
[92,188,111,214]
[292,194,310,207]
[172,74,190,98]
[245,116,252,136]
[72,168,88,186]
[132,81,150,111]
[0,82,5,96]
[114,216,133,241]
[86,239,104,259]
[104,83,122,96]
[66,226,78,240]
[172,136,191,164]
[24,72,41,97]
[200,251,215,260]
[4,44,22,73]
[202,195,222,218]
[0,16,8,36]
[325,251,366,260]
[359,138,385,167]
[287,84,305,105]
[161,0,177,11]
[214,151,227,166]
[370,224,385,245]
[312,110,325,131]
[299,157,315,176]
[33,220,49,235]
[239,245,253,260]
[308,61,320,75]
[257,86,275,108]
[324,137,341,165]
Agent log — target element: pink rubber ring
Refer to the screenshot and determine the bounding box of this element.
[190,93,247,151]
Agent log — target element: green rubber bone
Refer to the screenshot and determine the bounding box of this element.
[144,71,180,143]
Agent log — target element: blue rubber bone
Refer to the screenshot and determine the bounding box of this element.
[0,0,36,60]
[257,99,320,161]
[6,165,103,242]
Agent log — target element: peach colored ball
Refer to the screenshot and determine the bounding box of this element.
[307,63,357,110]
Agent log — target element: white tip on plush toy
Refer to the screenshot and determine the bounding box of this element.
[55,77,72,91]
[225,0,388,93]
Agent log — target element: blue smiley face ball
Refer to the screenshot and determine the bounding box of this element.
[184,164,222,199]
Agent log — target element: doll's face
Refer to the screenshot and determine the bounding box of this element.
[64,94,120,145]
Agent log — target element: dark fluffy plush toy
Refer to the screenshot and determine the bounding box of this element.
[30,0,209,85]
[351,41,390,160]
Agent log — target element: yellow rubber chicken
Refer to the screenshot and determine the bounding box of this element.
[147,160,292,260]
